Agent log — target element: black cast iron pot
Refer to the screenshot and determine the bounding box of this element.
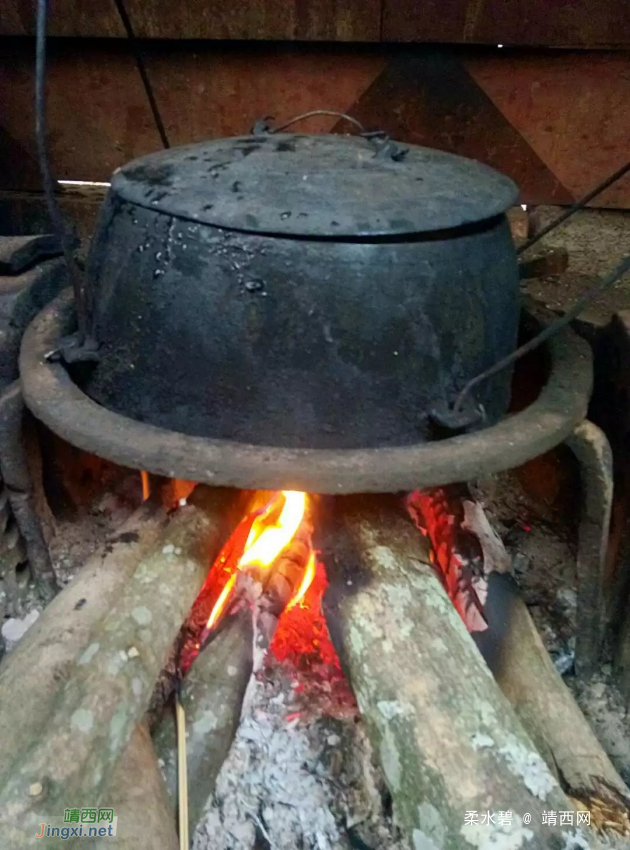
[81,132,520,449]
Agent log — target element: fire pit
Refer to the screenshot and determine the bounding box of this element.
[3,284,627,848]
[1,131,629,848]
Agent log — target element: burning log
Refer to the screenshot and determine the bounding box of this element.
[153,606,254,830]
[319,495,591,849]
[150,492,314,832]
[420,483,630,825]
[254,513,314,657]
[0,486,244,848]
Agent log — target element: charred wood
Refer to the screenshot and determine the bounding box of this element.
[418,483,630,829]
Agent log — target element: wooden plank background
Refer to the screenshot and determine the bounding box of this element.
[1,40,629,208]
[2,0,630,46]
[0,0,381,41]
[382,0,630,48]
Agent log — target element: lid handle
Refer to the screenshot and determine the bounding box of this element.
[251,111,409,162]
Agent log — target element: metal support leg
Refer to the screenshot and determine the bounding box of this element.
[566,420,613,679]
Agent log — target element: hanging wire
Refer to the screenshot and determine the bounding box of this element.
[268,110,366,134]
[112,0,170,149]
[453,253,630,414]
[35,0,88,343]
[518,159,630,255]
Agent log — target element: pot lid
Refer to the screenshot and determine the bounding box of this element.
[112,133,519,238]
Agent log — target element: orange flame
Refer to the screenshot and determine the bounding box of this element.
[205,572,238,631]
[287,551,316,610]
[241,491,306,570]
[140,470,150,501]
[205,490,313,630]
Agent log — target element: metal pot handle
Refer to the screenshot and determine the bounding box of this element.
[251,110,409,162]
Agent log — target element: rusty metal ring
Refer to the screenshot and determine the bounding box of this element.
[20,290,592,494]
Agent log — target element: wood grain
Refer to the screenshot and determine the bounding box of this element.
[339,48,573,205]
[382,0,630,47]
[0,0,381,40]
[467,50,630,208]
[4,0,630,45]
[0,40,385,188]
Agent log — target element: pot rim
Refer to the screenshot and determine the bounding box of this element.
[20,290,592,495]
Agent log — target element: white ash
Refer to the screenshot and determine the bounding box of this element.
[1,609,40,652]
[193,660,408,850]
[574,670,630,789]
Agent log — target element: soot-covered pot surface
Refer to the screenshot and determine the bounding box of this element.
[82,132,520,449]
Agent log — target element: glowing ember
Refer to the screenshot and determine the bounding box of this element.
[270,556,341,671]
[140,470,150,501]
[407,488,488,633]
[138,472,196,509]
[178,490,342,680]
[205,490,313,633]
[161,478,197,510]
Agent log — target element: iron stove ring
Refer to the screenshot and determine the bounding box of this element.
[20,290,593,494]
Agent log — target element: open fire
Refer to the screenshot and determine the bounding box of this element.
[206,490,314,630]
[175,483,526,689]
[180,490,319,677]
[3,459,629,849]
[179,483,487,686]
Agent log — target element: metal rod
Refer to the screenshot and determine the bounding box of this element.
[112,0,170,149]
[454,253,630,413]
[518,159,630,255]
[35,0,88,342]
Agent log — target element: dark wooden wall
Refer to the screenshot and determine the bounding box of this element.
[2,0,629,46]
[1,1,629,211]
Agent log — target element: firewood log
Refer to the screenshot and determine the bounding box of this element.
[0,501,177,846]
[254,514,314,656]
[93,723,178,850]
[0,500,167,789]
[478,572,630,828]
[318,495,599,850]
[0,486,244,849]
[153,606,253,831]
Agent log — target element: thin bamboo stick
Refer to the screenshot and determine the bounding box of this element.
[176,695,189,850]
